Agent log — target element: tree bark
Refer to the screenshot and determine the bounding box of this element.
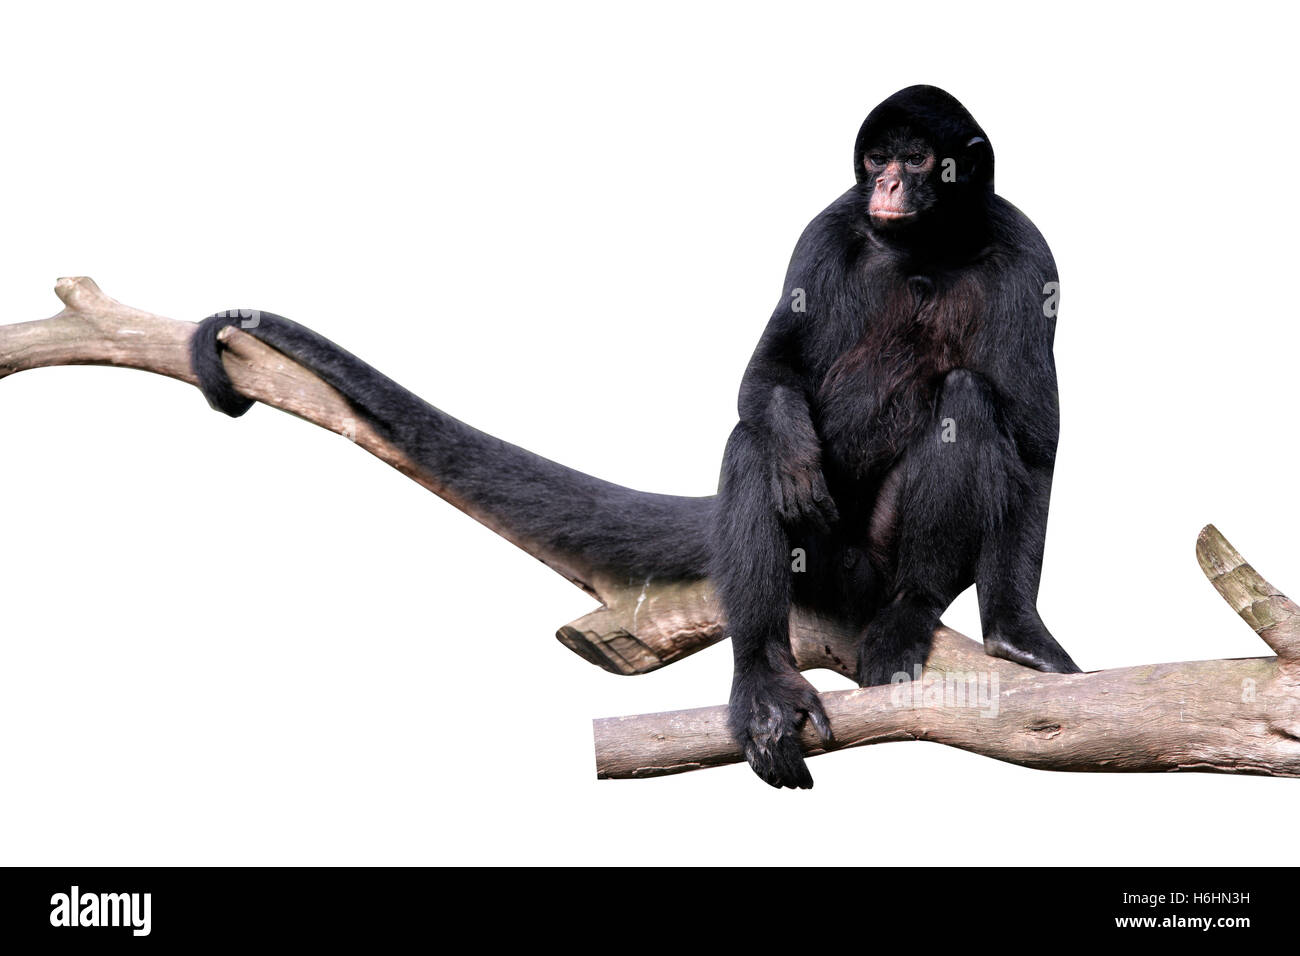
[6,279,1299,783]
[591,530,1300,779]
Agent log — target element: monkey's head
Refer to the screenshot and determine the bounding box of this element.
[853,86,993,237]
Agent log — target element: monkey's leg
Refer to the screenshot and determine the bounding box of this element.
[713,423,831,789]
[857,369,998,687]
[976,463,1081,673]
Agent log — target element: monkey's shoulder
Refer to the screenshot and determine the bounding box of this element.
[985,196,1056,278]
[782,188,872,287]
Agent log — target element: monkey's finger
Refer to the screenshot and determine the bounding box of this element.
[769,740,815,789]
[802,502,832,534]
[743,734,814,789]
[808,469,840,526]
[807,705,833,743]
[800,694,834,743]
[796,487,837,533]
[814,493,840,526]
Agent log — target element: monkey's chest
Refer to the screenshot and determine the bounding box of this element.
[814,276,983,472]
[823,278,979,400]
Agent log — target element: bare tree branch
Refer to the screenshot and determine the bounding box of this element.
[6,280,1300,784]
[0,277,623,602]
[593,526,1300,780]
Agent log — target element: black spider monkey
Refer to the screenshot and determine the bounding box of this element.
[193,85,1080,789]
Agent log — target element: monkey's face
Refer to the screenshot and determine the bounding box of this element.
[862,130,938,230]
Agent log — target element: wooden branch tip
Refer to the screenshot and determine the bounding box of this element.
[55,276,111,312]
[1196,524,1300,661]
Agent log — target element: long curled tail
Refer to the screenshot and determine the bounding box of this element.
[191,311,714,583]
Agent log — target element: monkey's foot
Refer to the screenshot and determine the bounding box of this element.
[728,665,831,789]
[856,599,938,687]
[983,623,1081,673]
[856,649,928,688]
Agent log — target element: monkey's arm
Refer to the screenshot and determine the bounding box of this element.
[738,318,838,531]
[979,207,1062,469]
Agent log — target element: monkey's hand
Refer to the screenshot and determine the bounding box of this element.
[766,388,839,531]
[728,663,831,789]
[772,454,839,532]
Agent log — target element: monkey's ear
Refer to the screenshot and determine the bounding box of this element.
[960,135,993,186]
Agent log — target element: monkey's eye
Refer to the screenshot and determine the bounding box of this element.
[906,154,926,167]
[868,154,887,166]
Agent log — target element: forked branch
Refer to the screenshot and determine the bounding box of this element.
[4,279,1298,783]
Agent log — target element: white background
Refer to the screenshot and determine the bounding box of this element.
[1,1,1295,865]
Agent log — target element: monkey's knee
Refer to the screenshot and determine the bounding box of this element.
[936,368,999,430]
[857,593,941,687]
[931,367,1022,494]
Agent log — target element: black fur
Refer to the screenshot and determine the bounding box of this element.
[192,85,1080,790]
[190,311,713,581]
[712,85,1080,788]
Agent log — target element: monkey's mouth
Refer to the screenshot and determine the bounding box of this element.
[870,209,917,221]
